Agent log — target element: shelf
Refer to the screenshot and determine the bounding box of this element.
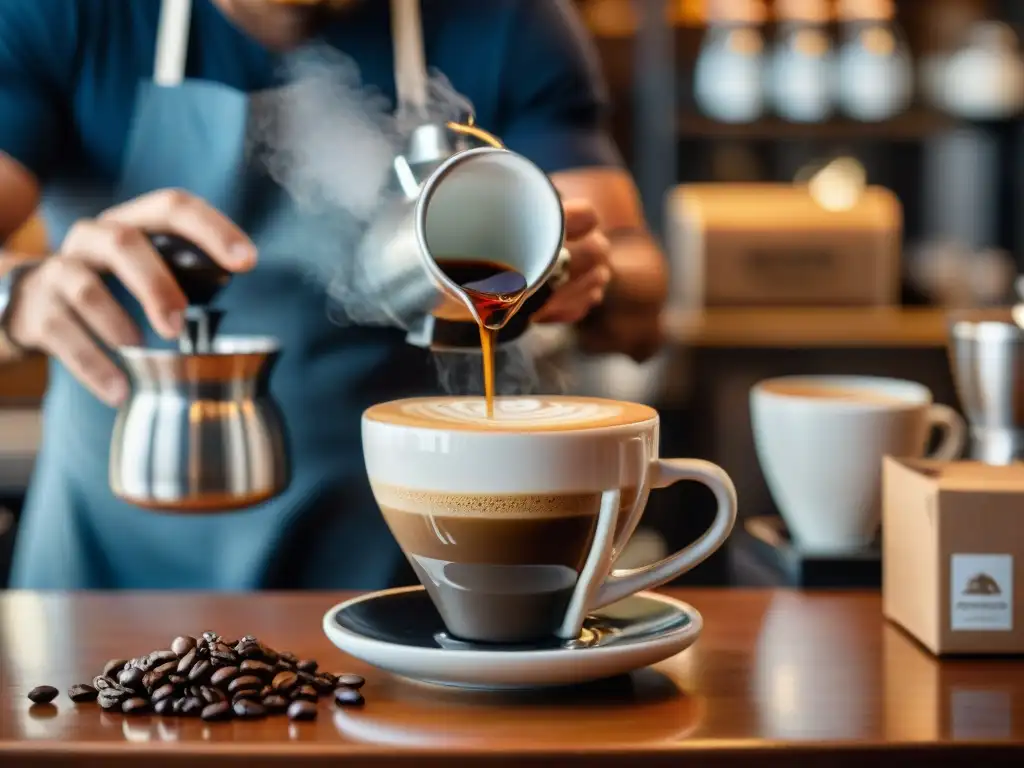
[665,307,951,349]
[677,109,956,142]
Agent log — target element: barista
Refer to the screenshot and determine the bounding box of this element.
[0,0,668,589]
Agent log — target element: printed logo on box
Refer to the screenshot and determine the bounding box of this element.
[951,554,1013,632]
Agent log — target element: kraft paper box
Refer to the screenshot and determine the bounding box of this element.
[883,458,1024,656]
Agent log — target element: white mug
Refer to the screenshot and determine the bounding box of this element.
[362,396,738,644]
[750,376,966,551]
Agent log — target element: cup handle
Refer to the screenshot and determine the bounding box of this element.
[557,459,737,638]
[926,404,967,461]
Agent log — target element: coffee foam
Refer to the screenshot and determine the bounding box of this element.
[364,396,655,432]
[371,483,601,519]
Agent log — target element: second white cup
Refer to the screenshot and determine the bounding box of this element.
[750,376,966,551]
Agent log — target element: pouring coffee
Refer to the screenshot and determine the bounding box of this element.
[108,234,290,512]
[353,117,568,416]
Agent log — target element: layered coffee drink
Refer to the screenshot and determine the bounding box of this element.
[364,395,654,644]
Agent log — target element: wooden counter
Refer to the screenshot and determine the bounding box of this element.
[1,589,1022,766]
[665,307,952,349]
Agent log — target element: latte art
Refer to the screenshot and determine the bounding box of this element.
[403,398,623,428]
[364,395,656,433]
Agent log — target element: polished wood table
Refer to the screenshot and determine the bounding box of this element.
[2,589,1023,766]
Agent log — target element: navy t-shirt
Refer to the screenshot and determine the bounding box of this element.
[0,0,624,590]
[0,0,620,207]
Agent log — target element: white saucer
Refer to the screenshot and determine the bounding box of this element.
[322,586,702,690]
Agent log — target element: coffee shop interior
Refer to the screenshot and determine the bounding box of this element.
[1,0,1023,593]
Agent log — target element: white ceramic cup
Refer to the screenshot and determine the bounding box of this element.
[750,376,967,551]
[362,396,738,644]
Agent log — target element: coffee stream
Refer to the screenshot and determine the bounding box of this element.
[434,258,529,418]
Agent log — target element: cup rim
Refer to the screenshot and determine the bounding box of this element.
[362,395,659,435]
[751,375,934,410]
[118,335,280,360]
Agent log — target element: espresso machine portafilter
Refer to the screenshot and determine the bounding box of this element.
[948,308,1024,465]
[108,234,289,512]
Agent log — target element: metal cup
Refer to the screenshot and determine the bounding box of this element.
[948,309,1024,464]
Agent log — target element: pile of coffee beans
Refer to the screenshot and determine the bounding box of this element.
[27,631,365,723]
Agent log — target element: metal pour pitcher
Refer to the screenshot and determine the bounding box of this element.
[351,118,570,350]
[109,235,289,512]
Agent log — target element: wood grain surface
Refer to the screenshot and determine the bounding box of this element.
[1,589,1023,766]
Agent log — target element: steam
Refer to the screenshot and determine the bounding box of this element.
[245,43,555,398]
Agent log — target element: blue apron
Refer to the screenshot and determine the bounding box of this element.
[9,0,434,589]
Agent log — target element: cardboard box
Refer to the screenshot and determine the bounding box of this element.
[883,458,1024,655]
[664,183,902,311]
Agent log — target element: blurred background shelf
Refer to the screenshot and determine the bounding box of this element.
[676,110,956,142]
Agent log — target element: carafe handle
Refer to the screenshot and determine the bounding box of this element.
[147,233,231,307]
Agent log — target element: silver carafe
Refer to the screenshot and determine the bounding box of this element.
[109,234,289,512]
[349,118,569,350]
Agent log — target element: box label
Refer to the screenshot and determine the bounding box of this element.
[950,554,1013,631]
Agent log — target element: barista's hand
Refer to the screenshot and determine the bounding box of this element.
[531,199,611,325]
[7,189,257,407]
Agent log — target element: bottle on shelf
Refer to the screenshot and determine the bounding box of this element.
[693,0,768,124]
[922,20,1024,121]
[836,0,914,122]
[769,0,835,123]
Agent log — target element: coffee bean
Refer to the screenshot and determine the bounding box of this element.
[98,686,129,705]
[181,697,204,717]
[134,655,156,673]
[210,666,239,688]
[296,659,318,674]
[312,674,335,694]
[171,636,196,657]
[200,687,225,705]
[167,674,186,686]
[292,685,318,703]
[261,647,279,664]
[297,671,316,686]
[68,684,98,703]
[275,659,295,673]
[202,631,220,644]
[103,659,128,678]
[228,675,263,694]
[92,676,115,691]
[150,649,178,665]
[271,671,298,694]
[152,684,176,704]
[262,694,289,714]
[240,634,258,644]
[237,643,263,660]
[240,660,274,679]
[201,701,232,722]
[221,638,239,648]
[279,651,298,666]
[233,699,267,720]
[335,674,365,690]
[171,697,187,715]
[259,685,273,699]
[188,660,212,684]
[287,700,317,721]
[118,667,145,693]
[334,688,364,707]
[28,686,59,704]
[99,693,123,711]
[176,649,197,675]
[210,646,238,666]
[153,698,174,716]
[122,697,150,715]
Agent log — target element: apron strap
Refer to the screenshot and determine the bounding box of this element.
[390,0,428,116]
[155,0,193,87]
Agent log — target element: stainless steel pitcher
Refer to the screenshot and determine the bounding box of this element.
[109,234,289,512]
[351,119,569,350]
[110,336,289,512]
